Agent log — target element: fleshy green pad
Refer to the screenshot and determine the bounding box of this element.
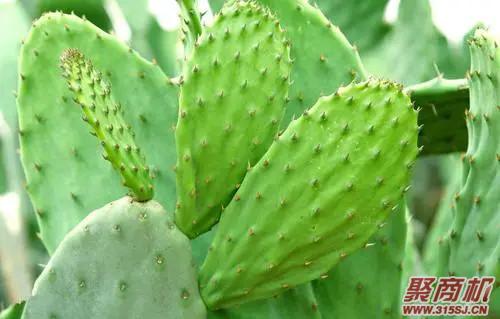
[312,207,409,319]
[314,0,390,53]
[60,49,154,201]
[22,197,207,319]
[364,0,458,85]
[208,284,321,319]
[0,302,25,319]
[406,77,469,154]
[192,231,322,319]
[36,0,111,31]
[448,29,500,313]
[18,13,178,253]
[200,79,418,309]
[254,0,367,126]
[422,155,460,277]
[209,0,226,13]
[175,0,291,238]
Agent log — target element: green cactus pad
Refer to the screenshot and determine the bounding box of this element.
[406,77,469,154]
[60,49,154,201]
[448,29,500,313]
[36,0,111,31]
[314,0,390,53]
[0,302,25,319]
[364,0,462,85]
[312,207,409,319]
[209,0,226,13]
[199,79,419,309]
[18,13,178,253]
[208,284,321,319]
[422,155,460,277]
[175,0,291,238]
[115,0,180,77]
[22,197,206,319]
[192,231,322,319]
[254,0,367,125]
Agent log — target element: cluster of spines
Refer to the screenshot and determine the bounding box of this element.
[60,49,154,201]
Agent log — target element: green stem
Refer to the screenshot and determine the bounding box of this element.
[180,0,203,39]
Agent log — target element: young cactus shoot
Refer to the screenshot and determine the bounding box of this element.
[59,49,154,202]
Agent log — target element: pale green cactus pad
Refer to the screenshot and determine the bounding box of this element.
[17,13,178,253]
[22,197,206,319]
[175,0,291,238]
[36,0,111,30]
[314,0,390,53]
[200,79,419,309]
[254,0,368,126]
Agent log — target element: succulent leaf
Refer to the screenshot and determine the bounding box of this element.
[199,79,419,309]
[22,197,206,319]
[17,13,178,253]
[175,0,291,238]
[254,0,367,126]
[312,207,411,318]
[0,302,25,319]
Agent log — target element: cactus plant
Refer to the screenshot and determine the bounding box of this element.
[22,197,206,319]
[18,12,179,253]
[313,0,390,54]
[448,29,500,314]
[312,207,414,318]
[421,27,500,317]
[0,0,498,318]
[199,79,417,308]
[175,1,291,238]
[14,0,418,315]
[0,302,24,319]
[36,0,111,30]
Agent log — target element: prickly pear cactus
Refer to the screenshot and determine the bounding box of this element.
[200,79,418,309]
[36,0,111,30]
[0,302,24,319]
[208,284,322,319]
[312,207,410,319]
[22,197,206,319]
[254,0,367,125]
[17,13,178,253]
[59,48,155,201]
[422,155,460,277]
[448,28,500,314]
[314,0,390,53]
[192,231,322,319]
[175,0,291,238]
[365,0,451,85]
